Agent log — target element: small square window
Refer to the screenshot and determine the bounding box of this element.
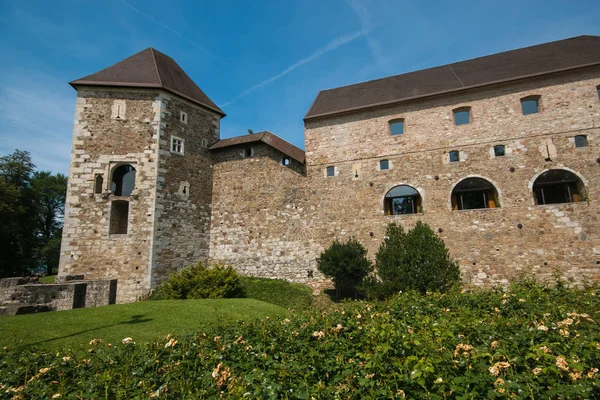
[494,145,506,157]
[449,150,460,162]
[379,159,389,170]
[243,147,252,158]
[180,111,188,124]
[453,108,471,125]
[574,135,588,148]
[521,96,540,115]
[326,166,335,177]
[389,120,404,135]
[170,136,184,155]
[282,157,291,166]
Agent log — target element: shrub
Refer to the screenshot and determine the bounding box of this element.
[365,221,460,299]
[317,237,372,299]
[150,262,244,300]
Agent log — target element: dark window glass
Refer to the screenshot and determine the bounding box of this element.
[384,185,421,215]
[380,159,389,170]
[390,120,404,135]
[452,177,499,210]
[94,175,103,194]
[110,200,129,234]
[244,148,252,157]
[533,169,584,205]
[449,151,460,162]
[111,165,136,196]
[597,86,600,100]
[453,108,471,125]
[494,145,505,157]
[326,166,335,177]
[574,135,588,148]
[521,97,539,115]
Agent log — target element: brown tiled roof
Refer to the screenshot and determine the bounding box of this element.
[70,48,225,117]
[305,35,600,120]
[209,131,305,163]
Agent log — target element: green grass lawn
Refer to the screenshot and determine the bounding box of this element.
[38,275,56,284]
[0,298,285,351]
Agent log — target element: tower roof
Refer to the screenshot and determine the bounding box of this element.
[305,35,600,120]
[70,48,225,117]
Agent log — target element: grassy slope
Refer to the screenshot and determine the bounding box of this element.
[239,276,314,310]
[0,299,286,350]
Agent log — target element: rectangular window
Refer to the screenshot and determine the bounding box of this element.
[180,111,188,124]
[201,138,208,148]
[449,150,460,162]
[110,200,129,235]
[379,159,389,170]
[494,145,506,157]
[521,96,540,115]
[574,135,588,148]
[326,166,335,177]
[453,108,471,125]
[389,120,404,135]
[243,147,252,158]
[171,136,184,155]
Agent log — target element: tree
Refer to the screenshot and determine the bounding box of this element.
[0,150,67,277]
[31,171,67,275]
[317,237,372,299]
[365,221,461,299]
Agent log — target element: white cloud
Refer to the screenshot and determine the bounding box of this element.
[219,30,366,107]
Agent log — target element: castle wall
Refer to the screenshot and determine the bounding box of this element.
[209,144,328,285]
[151,95,220,287]
[59,89,162,303]
[302,68,600,286]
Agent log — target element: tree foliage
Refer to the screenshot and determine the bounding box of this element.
[317,237,372,299]
[0,150,67,277]
[364,221,461,299]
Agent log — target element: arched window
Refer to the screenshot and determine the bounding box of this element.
[533,169,585,205]
[384,185,422,215]
[451,177,499,210]
[111,164,136,196]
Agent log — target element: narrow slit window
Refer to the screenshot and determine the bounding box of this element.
[574,135,588,148]
[180,111,188,124]
[379,159,389,170]
[449,150,460,162]
[453,107,471,125]
[521,96,540,115]
[94,174,104,194]
[110,200,129,234]
[326,166,335,177]
[596,85,600,100]
[494,145,506,157]
[389,120,404,135]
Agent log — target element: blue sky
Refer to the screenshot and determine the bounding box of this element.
[1,0,599,174]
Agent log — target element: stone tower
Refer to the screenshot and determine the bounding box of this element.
[59,48,225,303]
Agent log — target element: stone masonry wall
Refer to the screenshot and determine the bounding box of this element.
[151,95,221,287]
[209,143,328,285]
[59,88,163,303]
[302,68,600,286]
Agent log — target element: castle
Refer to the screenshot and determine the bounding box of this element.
[59,36,600,303]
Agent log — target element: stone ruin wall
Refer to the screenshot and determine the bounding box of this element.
[210,68,599,288]
[59,88,163,303]
[151,95,221,287]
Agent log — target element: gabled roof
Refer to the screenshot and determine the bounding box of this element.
[305,35,600,120]
[70,48,225,117]
[209,131,305,164]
